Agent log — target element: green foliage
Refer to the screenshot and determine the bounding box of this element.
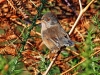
[35,25,41,33]
[0,55,7,74]
[0,55,24,75]
[61,51,69,58]
[92,13,100,38]
[0,29,4,35]
[48,66,60,75]
[76,20,100,75]
[42,8,50,14]
[38,56,60,75]
[38,56,49,72]
[92,13,100,30]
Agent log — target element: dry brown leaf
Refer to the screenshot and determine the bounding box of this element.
[6,34,17,40]
[22,50,40,67]
[0,45,16,55]
[0,0,5,3]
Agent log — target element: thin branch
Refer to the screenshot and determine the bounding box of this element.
[75,28,85,41]
[10,27,25,45]
[30,0,37,7]
[90,50,100,57]
[69,11,82,35]
[60,48,83,75]
[82,0,95,13]
[7,0,16,11]
[10,18,26,27]
[69,0,95,35]
[79,0,82,11]
[43,54,57,75]
[65,0,77,15]
[72,72,79,75]
[43,51,61,75]
[61,56,86,75]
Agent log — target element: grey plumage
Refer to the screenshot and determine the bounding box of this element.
[41,12,74,53]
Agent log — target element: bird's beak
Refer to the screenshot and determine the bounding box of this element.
[41,20,46,23]
[41,20,48,28]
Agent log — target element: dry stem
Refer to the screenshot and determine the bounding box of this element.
[69,0,95,35]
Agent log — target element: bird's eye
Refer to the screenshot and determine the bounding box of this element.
[42,17,50,21]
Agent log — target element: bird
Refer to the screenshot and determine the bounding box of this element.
[41,12,74,53]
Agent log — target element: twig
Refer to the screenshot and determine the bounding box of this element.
[61,56,86,75]
[65,0,77,15]
[90,50,100,57]
[10,18,41,36]
[10,18,26,27]
[75,28,85,41]
[43,51,61,75]
[30,0,37,7]
[10,27,25,45]
[69,0,95,35]
[60,48,84,75]
[72,72,79,75]
[79,0,82,11]
[7,0,16,11]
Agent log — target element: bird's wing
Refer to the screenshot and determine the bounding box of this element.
[58,24,74,46]
[49,37,60,48]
